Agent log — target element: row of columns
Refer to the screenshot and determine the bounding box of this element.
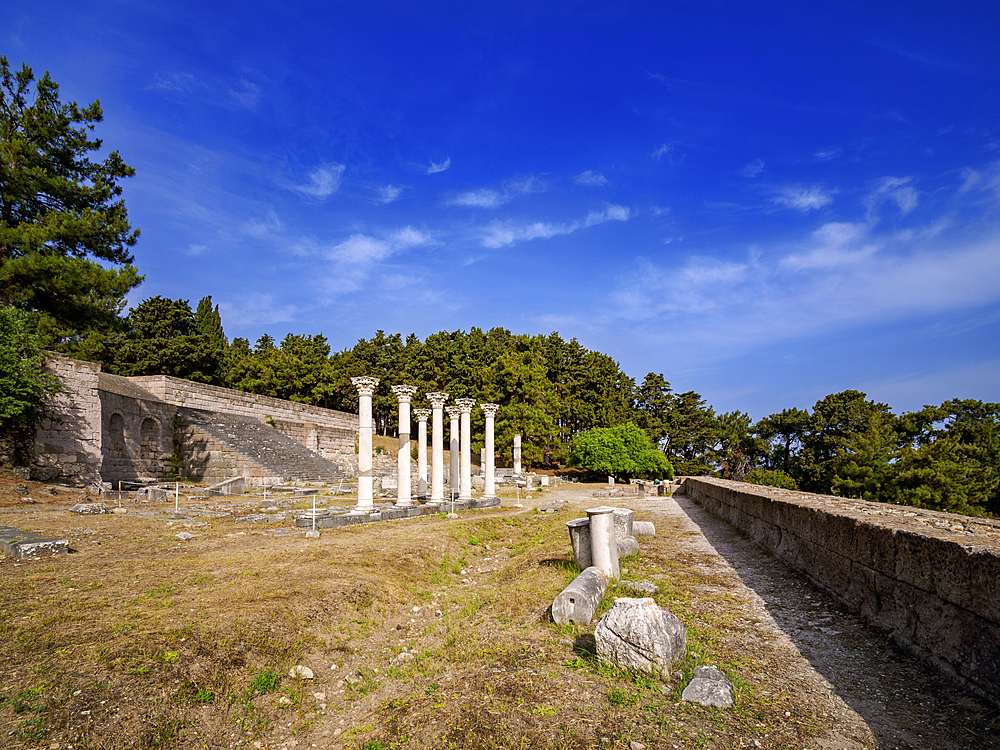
[349,376,500,511]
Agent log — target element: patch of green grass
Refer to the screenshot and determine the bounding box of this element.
[247,668,281,697]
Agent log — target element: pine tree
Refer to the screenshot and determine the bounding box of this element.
[0,57,142,354]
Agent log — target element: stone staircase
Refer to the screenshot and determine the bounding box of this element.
[176,407,346,483]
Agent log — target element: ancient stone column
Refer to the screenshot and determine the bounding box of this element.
[446,406,460,499]
[427,392,449,503]
[455,398,476,501]
[350,376,379,513]
[414,408,430,499]
[391,385,418,507]
[480,403,499,500]
[513,434,522,475]
[586,505,620,579]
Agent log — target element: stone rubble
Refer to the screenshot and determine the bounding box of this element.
[681,665,735,707]
[595,597,687,678]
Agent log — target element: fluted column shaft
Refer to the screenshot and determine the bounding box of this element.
[446,406,460,498]
[351,376,379,513]
[480,403,499,500]
[391,385,418,507]
[414,408,430,499]
[428,393,449,502]
[455,398,476,501]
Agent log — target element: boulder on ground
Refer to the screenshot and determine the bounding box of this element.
[70,503,111,515]
[681,665,734,707]
[595,597,686,678]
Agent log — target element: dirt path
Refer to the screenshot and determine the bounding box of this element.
[624,488,999,750]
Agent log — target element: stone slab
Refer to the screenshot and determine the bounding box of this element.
[472,497,501,509]
[0,527,69,559]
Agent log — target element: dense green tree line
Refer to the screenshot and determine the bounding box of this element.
[221,328,634,467]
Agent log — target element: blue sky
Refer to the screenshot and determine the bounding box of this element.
[6,1,1000,419]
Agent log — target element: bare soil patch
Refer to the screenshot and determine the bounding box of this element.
[1,472,997,749]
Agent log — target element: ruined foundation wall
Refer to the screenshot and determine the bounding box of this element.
[128,376,355,460]
[174,422,284,486]
[682,477,1000,703]
[32,355,102,485]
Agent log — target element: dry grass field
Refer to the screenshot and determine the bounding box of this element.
[2,473,996,750]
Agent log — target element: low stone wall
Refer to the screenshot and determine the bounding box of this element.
[33,355,102,485]
[175,422,284,486]
[129,375,356,460]
[682,477,1000,703]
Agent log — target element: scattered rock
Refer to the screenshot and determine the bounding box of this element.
[175,532,198,541]
[616,579,658,594]
[681,665,734,707]
[595,597,686,678]
[289,665,314,679]
[630,742,646,750]
[344,671,362,685]
[70,503,110,515]
[278,695,292,705]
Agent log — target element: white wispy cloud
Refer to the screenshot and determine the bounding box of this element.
[449,188,506,208]
[865,176,919,217]
[241,209,283,239]
[427,157,451,174]
[378,185,403,204]
[814,147,843,161]
[229,78,261,109]
[150,72,200,93]
[773,185,835,212]
[606,193,1000,365]
[290,164,346,199]
[741,160,764,178]
[585,204,630,226]
[304,225,434,294]
[780,222,878,270]
[575,170,608,186]
[447,177,543,208]
[185,243,208,256]
[218,293,299,330]
[652,143,673,162]
[479,204,630,248]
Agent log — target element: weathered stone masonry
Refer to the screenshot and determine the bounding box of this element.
[33,355,357,486]
[129,375,355,462]
[683,477,1000,704]
[33,355,103,485]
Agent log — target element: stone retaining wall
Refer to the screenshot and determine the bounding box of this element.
[98,376,176,484]
[682,477,1000,703]
[175,422,284,486]
[129,375,355,460]
[32,354,102,485]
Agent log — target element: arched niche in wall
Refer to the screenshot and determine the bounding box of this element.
[108,413,126,457]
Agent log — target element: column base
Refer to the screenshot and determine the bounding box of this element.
[395,499,415,507]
